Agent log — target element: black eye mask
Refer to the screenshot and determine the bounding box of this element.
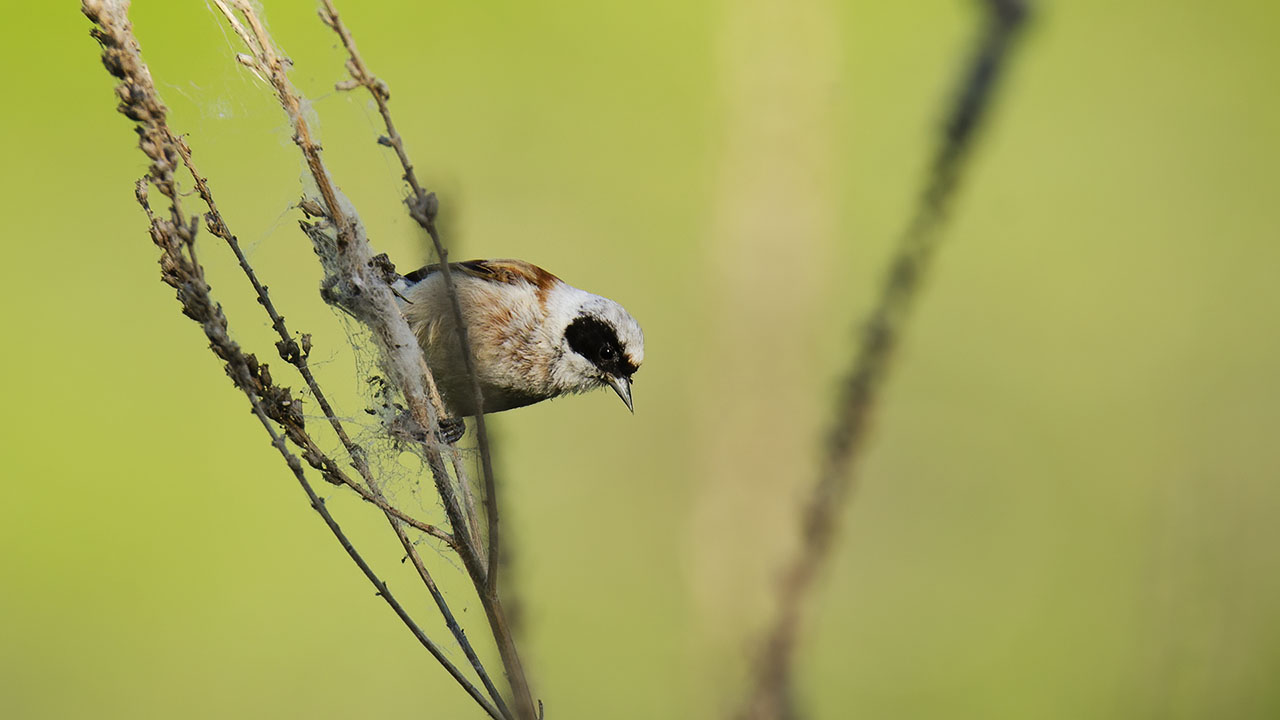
[565,315,637,378]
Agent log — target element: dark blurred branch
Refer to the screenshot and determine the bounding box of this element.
[737,3,1030,718]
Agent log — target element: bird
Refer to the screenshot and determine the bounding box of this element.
[393,259,644,435]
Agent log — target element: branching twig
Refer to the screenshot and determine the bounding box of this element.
[83,1,518,716]
[79,4,501,716]
[170,124,510,713]
[317,0,503,595]
[318,3,534,717]
[209,0,524,713]
[203,0,530,715]
[171,136,455,545]
[737,3,1031,718]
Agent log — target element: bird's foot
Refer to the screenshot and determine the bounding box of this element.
[436,417,465,445]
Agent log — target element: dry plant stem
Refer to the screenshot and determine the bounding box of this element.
[85,2,507,716]
[173,136,454,546]
[413,208,504,593]
[319,0,502,594]
[737,3,1031,719]
[323,3,492,571]
[169,29,505,714]
[214,1,532,716]
[318,3,535,718]
[79,4,501,716]
[387,514,514,720]
[452,448,486,555]
[209,0,476,558]
[398,59,535,720]
[245,406,503,720]
[210,1,512,713]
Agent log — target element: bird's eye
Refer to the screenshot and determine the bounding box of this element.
[599,345,616,360]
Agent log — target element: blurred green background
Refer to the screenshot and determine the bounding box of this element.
[3,0,1279,717]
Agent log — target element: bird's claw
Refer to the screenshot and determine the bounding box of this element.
[436,417,465,445]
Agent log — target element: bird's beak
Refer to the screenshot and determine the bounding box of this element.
[605,375,634,413]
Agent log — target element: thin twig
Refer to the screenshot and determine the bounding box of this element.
[207,2,521,714]
[388,503,514,720]
[208,1,537,716]
[80,5,502,715]
[83,1,508,716]
[171,136,456,539]
[248,404,503,720]
[177,123,510,713]
[318,3,534,717]
[737,3,1031,718]
[206,0,475,553]
[318,0,503,594]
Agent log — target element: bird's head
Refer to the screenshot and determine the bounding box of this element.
[553,293,644,412]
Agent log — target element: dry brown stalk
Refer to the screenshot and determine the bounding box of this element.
[173,92,508,719]
[168,134,455,546]
[316,2,534,716]
[737,2,1031,718]
[80,2,502,716]
[196,0,507,707]
[82,0,534,716]
[315,0,505,593]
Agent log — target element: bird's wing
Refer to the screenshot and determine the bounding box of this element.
[401,259,560,291]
